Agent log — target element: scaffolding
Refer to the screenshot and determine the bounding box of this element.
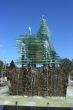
[16,17,61,67]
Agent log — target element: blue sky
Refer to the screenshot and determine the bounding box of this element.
[0,0,73,63]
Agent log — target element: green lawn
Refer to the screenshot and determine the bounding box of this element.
[0,86,73,107]
[0,96,73,107]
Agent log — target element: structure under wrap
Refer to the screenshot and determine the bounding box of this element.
[7,17,67,97]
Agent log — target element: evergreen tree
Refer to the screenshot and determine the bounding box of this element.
[10,60,16,68]
[0,60,3,73]
[60,58,73,72]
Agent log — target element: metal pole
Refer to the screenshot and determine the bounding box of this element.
[44,40,49,96]
[16,70,19,110]
[46,45,48,96]
[17,73,19,96]
[45,49,48,96]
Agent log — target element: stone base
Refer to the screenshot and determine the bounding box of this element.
[66,86,73,97]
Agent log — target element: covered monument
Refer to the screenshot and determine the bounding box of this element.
[6,17,68,96]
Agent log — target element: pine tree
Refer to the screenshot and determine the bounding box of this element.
[10,60,16,68]
[0,60,3,73]
[60,58,73,72]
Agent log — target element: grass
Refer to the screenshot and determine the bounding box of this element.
[0,86,73,107]
[0,96,73,107]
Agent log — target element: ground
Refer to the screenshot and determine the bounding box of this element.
[0,86,73,107]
